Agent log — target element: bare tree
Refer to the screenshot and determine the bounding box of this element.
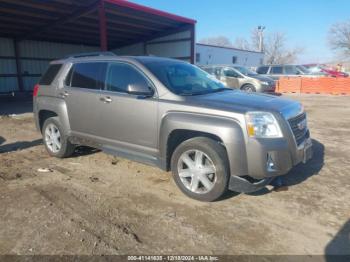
[328,20,350,57]
[264,32,303,64]
[199,36,233,47]
[233,37,251,50]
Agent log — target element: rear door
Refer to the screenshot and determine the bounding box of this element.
[63,62,107,138]
[97,61,158,155]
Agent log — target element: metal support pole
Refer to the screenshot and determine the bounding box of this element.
[190,24,195,64]
[13,39,24,92]
[98,0,108,51]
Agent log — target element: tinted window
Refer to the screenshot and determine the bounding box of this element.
[71,62,107,90]
[257,66,268,74]
[284,65,297,74]
[271,66,283,74]
[223,68,239,78]
[39,64,62,85]
[105,63,150,93]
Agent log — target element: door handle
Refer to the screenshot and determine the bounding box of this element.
[100,96,112,103]
[59,91,69,98]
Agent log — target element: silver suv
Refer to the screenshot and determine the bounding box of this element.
[33,53,313,201]
[256,64,325,80]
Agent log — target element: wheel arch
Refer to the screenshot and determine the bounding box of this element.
[36,97,71,134]
[159,112,248,175]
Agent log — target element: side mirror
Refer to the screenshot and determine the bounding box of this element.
[127,83,153,96]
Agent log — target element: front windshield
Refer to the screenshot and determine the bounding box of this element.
[233,66,257,76]
[142,61,229,96]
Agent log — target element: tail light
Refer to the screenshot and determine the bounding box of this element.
[33,84,40,97]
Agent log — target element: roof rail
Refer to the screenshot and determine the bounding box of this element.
[64,52,116,59]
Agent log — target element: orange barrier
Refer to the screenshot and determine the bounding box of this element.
[276,77,350,95]
[276,77,302,93]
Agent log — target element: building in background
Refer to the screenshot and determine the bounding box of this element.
[0,0,196,95]
[196,43,264,68]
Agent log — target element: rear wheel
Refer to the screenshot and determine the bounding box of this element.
[171,137,229,201]
[42,117,75,158]
[241,84,256,92]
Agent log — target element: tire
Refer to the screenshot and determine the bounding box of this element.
[241,84,256,92]
[42,117,75,158]
[171,137,229,202]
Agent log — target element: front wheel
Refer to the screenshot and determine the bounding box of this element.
[241,84,256,92]
[171,137,229,201]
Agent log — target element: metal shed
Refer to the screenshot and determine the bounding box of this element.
[0,0,196,94]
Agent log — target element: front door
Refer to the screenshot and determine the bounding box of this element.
[221,67,240,88]
[96,62,158,155]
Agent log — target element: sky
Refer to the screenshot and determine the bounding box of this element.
[132,0,350,63]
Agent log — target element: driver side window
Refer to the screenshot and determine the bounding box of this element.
[223,68,239,78]
[105,63,151,93]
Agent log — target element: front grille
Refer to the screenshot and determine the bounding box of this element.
[288,112,309,146]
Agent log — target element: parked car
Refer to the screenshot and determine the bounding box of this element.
[303,64,349,78]
[200,65,275,93]
[256,64,325,80]
[33,53,313,201]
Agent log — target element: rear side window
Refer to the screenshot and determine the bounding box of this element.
[257,66,268,74]
[70,62,107,90]
[270,66,283,74]
[39,64,62,85]
[284,65,297,74]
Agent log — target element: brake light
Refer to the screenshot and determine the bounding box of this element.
[33,84,40,97]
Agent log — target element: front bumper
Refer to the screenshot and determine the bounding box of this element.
[228,135,313,193]
[261,83,276,93]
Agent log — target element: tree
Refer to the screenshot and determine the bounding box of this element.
[233,37,251,50]
[328,20,350,57]
[198,36,233,47]
[234,30,303,64]
[264,32,303,64]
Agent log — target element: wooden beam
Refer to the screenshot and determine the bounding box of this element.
[146,37,191,45]
[19,0,100,40]
[82,14,160,32]
[104,6,177,28]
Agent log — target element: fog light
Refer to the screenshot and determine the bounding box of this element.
[267,153,276,172]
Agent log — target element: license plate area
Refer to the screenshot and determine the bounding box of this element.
[303,139,313,163]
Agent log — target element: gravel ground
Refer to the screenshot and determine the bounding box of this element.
[0,94,349,255]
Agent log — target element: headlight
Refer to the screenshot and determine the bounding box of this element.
[261,81,269,85]
[246,112,283,138]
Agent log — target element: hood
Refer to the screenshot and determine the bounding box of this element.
[187,90,302,118]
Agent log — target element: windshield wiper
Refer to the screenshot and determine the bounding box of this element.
[178,88,231,96]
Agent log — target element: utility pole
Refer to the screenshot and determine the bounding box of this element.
[257,25,265,52]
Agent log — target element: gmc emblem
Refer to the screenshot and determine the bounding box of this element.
[297,119,307,130]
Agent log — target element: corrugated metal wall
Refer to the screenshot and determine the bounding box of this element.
[146,30,192,62]
[113,30,192,62]
[1,31,193,93]
[0,37,99,93]
[0,37,18,92]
